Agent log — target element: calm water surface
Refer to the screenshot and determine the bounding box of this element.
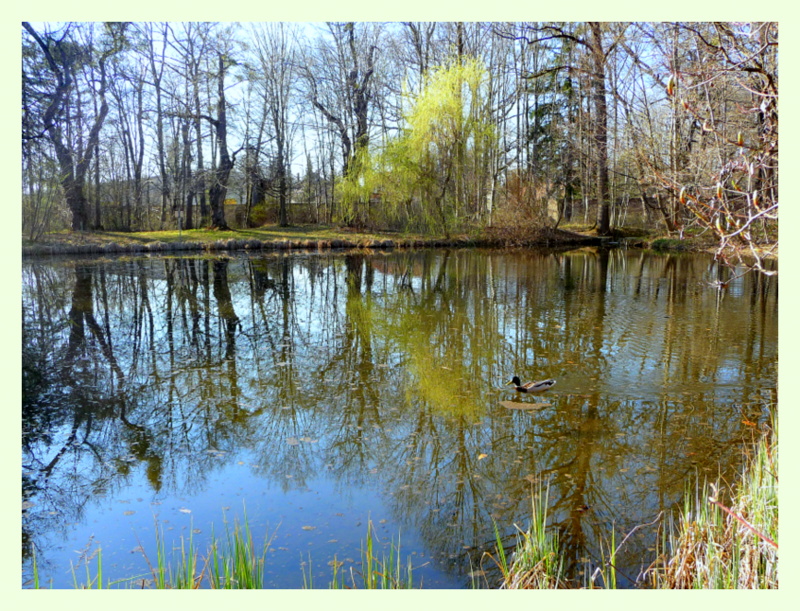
[21,247,777,588]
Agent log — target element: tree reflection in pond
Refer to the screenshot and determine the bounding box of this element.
[21,248,777,588]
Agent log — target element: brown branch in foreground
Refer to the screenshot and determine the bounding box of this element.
[707,499,777,549]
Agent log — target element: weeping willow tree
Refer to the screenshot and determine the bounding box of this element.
[340,57,498,235]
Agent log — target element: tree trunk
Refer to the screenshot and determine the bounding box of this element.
[207,54,234,230]
[277,136,288,226]
[589,23,611,236]
[193,67,208,225]
[145,24,170,228]
[182,120,194,229]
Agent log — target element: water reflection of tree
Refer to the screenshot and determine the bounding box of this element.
[366,248,775,585]
[22,249,777,587]
[23,263,141,565]
[22,258,264,567]
[319,254,387,486]
[245,255,320,490]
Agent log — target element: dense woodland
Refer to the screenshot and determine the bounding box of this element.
[22,22,777,268]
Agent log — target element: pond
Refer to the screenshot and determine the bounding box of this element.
[21,247,777,588]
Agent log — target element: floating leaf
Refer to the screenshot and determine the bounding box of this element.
[123,511,136,516]
[179,508,191,514]
[286,437,300,446]
[302,525,316,531]
[478,453,488,460]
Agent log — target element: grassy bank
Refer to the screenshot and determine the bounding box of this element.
[23,223,763,261]
[21,224,608,258]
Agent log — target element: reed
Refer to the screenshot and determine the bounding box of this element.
[489,483,565,589]
[323,520,415,589]
[131,518,200,588]
[207,510,271,589]
[647,422,778,588]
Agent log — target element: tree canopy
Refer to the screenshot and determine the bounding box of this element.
[22,21,777,272]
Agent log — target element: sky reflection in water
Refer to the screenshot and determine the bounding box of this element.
[21,248,777,588]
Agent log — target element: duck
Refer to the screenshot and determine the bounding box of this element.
[506,376,556,393]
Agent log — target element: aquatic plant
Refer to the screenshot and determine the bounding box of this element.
[483,483,565,589]
[646,421,778,588]
[321,520,416,589]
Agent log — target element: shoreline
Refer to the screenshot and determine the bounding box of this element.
[21,227,608,258]
[22,226,776,263]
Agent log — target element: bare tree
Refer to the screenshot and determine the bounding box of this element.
[188,53,235,230]
[300,22,381,226]
[107,55,147,230]
[500,22,624,234]
[23,22,128,231]
[248,22,300,227]
[666,22,778,277]
[138,22,172,227]
[167,22,216,228]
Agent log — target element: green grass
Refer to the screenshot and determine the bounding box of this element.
[310,520,416,589]
[121,226,415,244]
[651,237,691,251]
[486,483,566,589]
[31,514,415,589]
[22,224,432,250]
[22,222,625,253]
[207,511,271,589]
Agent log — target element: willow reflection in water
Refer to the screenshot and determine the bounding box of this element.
[22,248,777,588]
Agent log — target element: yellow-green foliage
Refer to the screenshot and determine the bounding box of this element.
[339,57,498,234]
